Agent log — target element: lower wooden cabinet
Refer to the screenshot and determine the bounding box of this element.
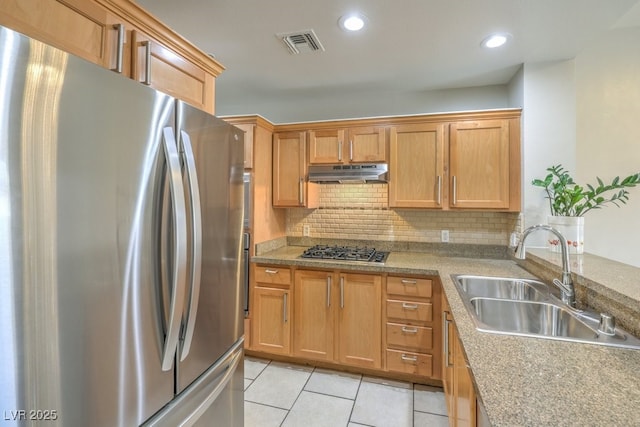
[293,269,335,361]
[293,270,382,370]
[385,275,441,380]
[337,273,382,369]
[443,294,477,427]
[250,265,292,355]
[248,264,442,382]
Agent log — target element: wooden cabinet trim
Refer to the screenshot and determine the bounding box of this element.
[273,109,522,133]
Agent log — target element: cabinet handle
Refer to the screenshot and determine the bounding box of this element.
[340,277,344,309]
[401,326,418,334]
[402,303,419,310]
[326,276,331,308]
[112,24,125,74]
[401,354,418,363]
[349,140,353,161]
[283,293,288,323]
[452,176,457,205]
[401,279,417,285]
[338,141,342,162]
[298,178,304,205]
[264,269,278,274]
[443,311,451,367]
[437,175,442,206]
[143,40,152,85]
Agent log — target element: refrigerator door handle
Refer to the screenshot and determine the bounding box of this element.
[178,130,203,361]
[161,127,188,371]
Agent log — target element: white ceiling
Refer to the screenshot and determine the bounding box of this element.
[137,0,640,122]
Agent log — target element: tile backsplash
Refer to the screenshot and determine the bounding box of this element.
[287,183,519,245]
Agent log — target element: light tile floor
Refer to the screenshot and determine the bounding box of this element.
[244,357,449,427]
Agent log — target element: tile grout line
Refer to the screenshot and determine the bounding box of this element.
[346,374,364,426]
[245,358,449,426]
[278,363,317,427]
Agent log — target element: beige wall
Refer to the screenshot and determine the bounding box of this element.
[520,60,577,247]
[287,184,518,245]
[575,26,640,267]
[514,26,640,267]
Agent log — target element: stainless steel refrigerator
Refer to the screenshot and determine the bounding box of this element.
[0,25,244,426]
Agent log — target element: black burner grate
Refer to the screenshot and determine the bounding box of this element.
[300,245,389,263]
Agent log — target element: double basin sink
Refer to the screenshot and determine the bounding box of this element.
[452,275,640,349]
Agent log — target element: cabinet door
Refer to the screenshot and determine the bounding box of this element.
[308,129,345,164]
[449,120,510,209]
[389,123,445,208]
[293,270,335,361]
[442,299,456,420]
[0,0,112,67]
[347,126,387,163]
[454,332,477,427]
[235,124,255,169]
[131,30,215,113]
[273,131,308,207]
[251,287,290,354]
[337,273,382,369]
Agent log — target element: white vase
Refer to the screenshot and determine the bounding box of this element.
[547,215,584,254]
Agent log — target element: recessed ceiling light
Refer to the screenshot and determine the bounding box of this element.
[482,33,510,49]
[338,13,367,32]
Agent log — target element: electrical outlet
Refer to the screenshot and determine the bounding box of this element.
[441,229,450,243]
[303,224,310,237]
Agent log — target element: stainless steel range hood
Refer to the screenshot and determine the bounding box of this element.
[308,163,388,183]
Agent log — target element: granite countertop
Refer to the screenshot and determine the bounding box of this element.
[252,244,640,426]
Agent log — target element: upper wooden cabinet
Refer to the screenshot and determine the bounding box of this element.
[389,123,445,208]
[388,114,521,212]
[0,0,113,67]
[0,0,223,114]
[273,131,318,208]
[308,126,387,164]
[131,29,214,113]
[233,123,255,169]
[449,120,512,210]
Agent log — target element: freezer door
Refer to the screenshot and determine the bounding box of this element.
[0,26,177,426]
[175,101,245,393]
[143,340,244,427]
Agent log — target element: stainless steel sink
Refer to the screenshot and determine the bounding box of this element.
[451,274,640,349]
[454,275,549,301]
[469,297,597,339]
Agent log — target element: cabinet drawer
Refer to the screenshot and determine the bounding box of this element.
[386,323,433,351]
[387,276,432,298]
[255,266,291,285]
[386,299,433,323]
[386,349,433,377]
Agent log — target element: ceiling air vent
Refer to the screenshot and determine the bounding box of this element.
[277,29,325,54]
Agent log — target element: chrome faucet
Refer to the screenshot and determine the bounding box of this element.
[514,224,576,308]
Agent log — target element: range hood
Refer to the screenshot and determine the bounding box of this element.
[308,163,388,183]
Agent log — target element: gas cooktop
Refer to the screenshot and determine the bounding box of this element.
[299,245,389,264]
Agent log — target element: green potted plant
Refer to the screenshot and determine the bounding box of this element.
[532,164,640,254]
